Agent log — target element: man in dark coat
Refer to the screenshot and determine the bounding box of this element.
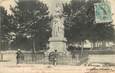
[16,49,24,64]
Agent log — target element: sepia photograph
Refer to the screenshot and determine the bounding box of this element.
[0,0,115,73]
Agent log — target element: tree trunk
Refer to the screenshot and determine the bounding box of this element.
[91,41,96,50]
[32,38,36,61]
[102,41,106,48]
[8,41,11,50]
[96,41,99,48]
[80,41,84,56]
[32,39,36,54]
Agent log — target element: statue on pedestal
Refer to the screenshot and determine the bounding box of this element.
[48,1,67,53]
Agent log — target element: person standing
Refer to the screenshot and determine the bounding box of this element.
[16,49,24,64]
[48,51,54,65]
[53,50,58,65]
[48,50,58,66]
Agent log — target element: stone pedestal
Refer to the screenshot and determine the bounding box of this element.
[48,37,67,53]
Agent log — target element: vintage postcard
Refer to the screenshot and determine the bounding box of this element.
[0,0,115,73]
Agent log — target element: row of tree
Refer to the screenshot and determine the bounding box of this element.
[0,0,114,51]
[63,0,115,48]
[0,0,51,51]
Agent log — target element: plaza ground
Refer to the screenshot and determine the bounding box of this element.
[0,51,115,73]
[0,64,115,73]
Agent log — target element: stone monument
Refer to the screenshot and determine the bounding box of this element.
[48,1,67,53]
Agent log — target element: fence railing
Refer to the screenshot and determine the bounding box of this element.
[20,52,89,65]
[0,51,89,65]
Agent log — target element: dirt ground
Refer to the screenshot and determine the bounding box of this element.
[0,64,115,73]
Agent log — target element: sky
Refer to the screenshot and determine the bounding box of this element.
[0,0,70,14]
[0,0,115,24]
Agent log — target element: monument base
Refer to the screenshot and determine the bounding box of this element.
[48,37,68,54]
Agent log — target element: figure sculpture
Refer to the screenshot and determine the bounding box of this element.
[52,3,64,38]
